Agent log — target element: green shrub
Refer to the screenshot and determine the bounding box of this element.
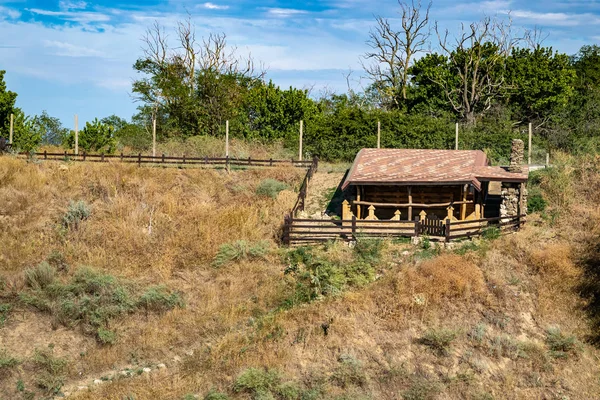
[20,267,183,344]
[353,238,383,264]
[137,285,184,311]
[0,348,19,369]
[282,247,375,308]
[418,329,458,356]
[234,368,281,398]
[47,250,68,271]
[212,240,271,268]
[545,327,580,358]
[0,303,11,327]
[62,200,91,230]
[97,328,117,345]
[481,226,501,240]
[487,335,525,360]
[24,262,56,290]
[402,377,442,400]
[33,346,68,394]
[204,389,231,400]
[330,354,367,388]
[527,191,547,213]
[256,179,288,198]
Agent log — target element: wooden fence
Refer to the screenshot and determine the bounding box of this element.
[283,213,524,245]
[16,151,314,169]
[290,156,319,215]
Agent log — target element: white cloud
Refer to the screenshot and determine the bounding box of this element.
[43,40,105,58]
[26,8,111,23]
[0,6,21,20]
[266,8,308,17]
[200,2,229,10]
[59,1,88,11]
[505,9,600,27]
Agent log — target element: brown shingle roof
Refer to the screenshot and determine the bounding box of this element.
[342,148,528,191]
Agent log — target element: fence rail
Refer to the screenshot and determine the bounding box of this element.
[291,156,319,215]
[14,151,314,168]
[282,214,524,245]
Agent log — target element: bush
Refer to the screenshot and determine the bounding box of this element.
[0,303,10,327]
[402,377,442,400]
[256,179,288,198]
[330,354,367,388]
[418,328,458,356]
[33,346,68,394]
[545,327,580,358]
[527,191,547,213]
[20,266,183,344]
[353,238,383,264]
[212,240,271,268]
[234,368,281,398]
[137,285,184,311]
[282,247,375,308]
[481,226,501,240]
[62,200,91,230]
[204,389,231,400]
[24,262,56,290]
[0,348,19,370]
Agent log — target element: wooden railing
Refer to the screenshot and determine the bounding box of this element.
[15,151,314,168]
[282,214,525,245]
[290,156,319,215]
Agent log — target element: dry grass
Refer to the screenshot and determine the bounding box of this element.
[1,153,600,400]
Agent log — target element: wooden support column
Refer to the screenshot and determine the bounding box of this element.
[356,186,362,220]
[460,184,468,220]
[407,186,413,221]
[518,182,524,216]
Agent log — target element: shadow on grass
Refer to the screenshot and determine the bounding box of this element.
[578,238,600,345]
[324,170,349,218]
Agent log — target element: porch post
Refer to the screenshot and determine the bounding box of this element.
[407,186,413,221]
[356,185,362,219]
[460,184,468,220]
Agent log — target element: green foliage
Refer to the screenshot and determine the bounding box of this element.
[0,70,18,140]
[64,118,116,153]
[33,346,68,394]
[19,266,183,344]
[330,355,367,388]
[353,238,383,264]
[481,226,501,240]
[402,377,443,400]
[0,348,19,369]
[62,200,91,230]
[418,328,458,356]
[137,285,184,311]
[282,247,376,308]
[234,368,281,399]
[545,327,580,358]
[528,191,547,213]
[0,303,10,326]
[11,109,44,153]
[24,262,56,290]
[204,389,231,400]
[212,240,271,267]
[256,179,289,199]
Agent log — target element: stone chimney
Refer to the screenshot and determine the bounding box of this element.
[508,139,524,173]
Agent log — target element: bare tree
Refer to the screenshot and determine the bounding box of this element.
[363,0,431,109]
[433,17,522,123]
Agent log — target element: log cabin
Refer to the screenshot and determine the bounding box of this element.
[341,140,529,222]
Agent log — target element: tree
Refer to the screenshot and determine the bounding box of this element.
[11,109,44,153]
[432,17,520,123]
[571,45,600,92]
[64,118,116,153]
[0,70,18,139]
[37,111,69,145]
[505,46,575,124]
[363,0,431,109]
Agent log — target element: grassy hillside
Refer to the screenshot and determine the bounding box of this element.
[1,153,600,400]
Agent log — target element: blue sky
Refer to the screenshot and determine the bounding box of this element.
[1,0,599,127]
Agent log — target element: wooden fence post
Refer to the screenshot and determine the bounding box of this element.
[44,150,47,159]
[269,158,273,166]
[120,152,123,161]
[445,219,451,242]
[299,120,303,161]
[528,122,532,165]
[152,116,157,157]
[455,122,459,150]
[226,155,230,172]
[9,113,13,144]
[83,151,86,161]
[162,153,165,163]
[183,154,186,164]
[138,153,141,166]
[283,214,291,245]
[74,114,79,155]
[351,215,357,240]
